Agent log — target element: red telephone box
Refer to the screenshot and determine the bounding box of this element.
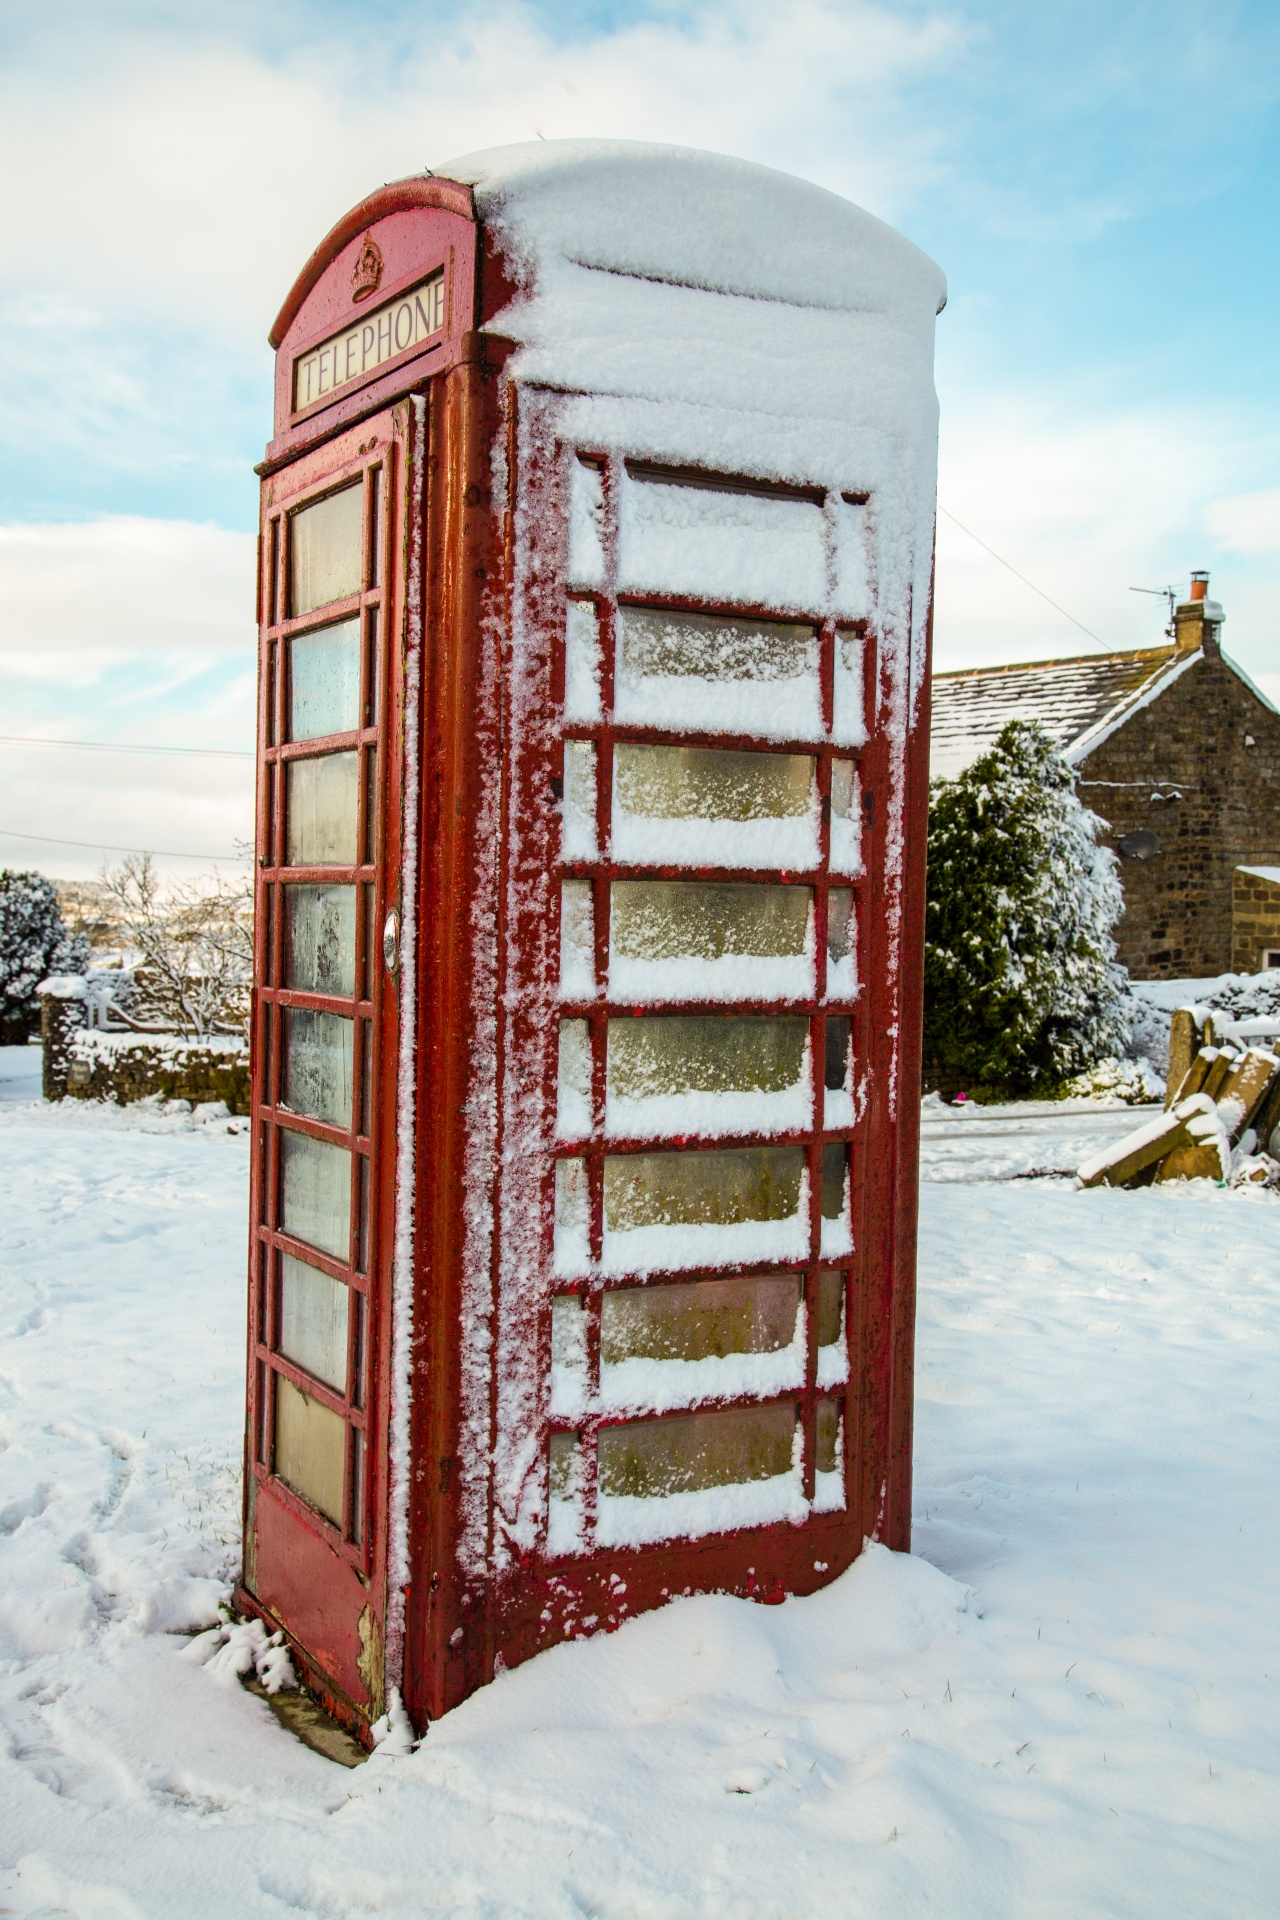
[238,141,945,1743]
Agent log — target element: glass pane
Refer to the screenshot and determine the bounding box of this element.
[604,1145,805,1231]
[824,1017,851,1090]
[550,1293,588,1418]
[815,1399,842,1475]
[282,1006,353,1127]
[832,629,866,748]
[562,740,597,860]
[614,606,820,741]
[359,1019,373,1136]
[288,619,360,741]
[547,1430,584,1553]
[821,1144,848,1220]
[568,461,606,590]
[817,1269,844,1347]
[553,1156,590,1274]
[829,760,861,875]
[363,747,378,864]
[601,1274,801,1365]
[606,1014,809,1136]
[280,1127,352,1261]
[286,752,359,867]
[274,1374,346,1524]
[827,889,856,997]
[368,467,382,589]
[598,1403,797,1498]
[564,599,603,722]
[279,1253,349,1391]
[610,881,812,1002]
[351,1425,365,1544]
[289,484,363,616]
[559,879,596,999]
[285,884,356,997]
[612,744,817,869]
[557,1019,592,1137]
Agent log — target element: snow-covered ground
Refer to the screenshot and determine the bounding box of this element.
[1,1053,1277,1917]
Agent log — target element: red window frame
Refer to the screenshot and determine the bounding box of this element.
[540,450,877,1556]
[247,440,395,1570]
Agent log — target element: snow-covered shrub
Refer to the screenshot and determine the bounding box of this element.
[0,870,90,1044]
[1186,968,1280,1022]
[924,721,1127,1099]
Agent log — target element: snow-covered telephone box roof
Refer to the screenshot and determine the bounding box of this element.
[244,139,945,1748]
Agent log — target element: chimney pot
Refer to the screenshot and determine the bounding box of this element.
[1189,570,1210,601]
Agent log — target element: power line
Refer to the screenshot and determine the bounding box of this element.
[938,505,1111,651]
[0,825,248,862]
[0,734,252,760]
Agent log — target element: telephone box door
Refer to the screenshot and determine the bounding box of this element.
[242,400,416,1728]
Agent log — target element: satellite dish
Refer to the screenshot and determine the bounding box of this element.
[1117,830,1161,861]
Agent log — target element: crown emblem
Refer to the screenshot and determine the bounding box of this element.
[351,234,384,303]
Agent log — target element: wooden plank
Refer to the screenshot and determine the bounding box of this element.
[1216,1049,1280,1145]
[1165,1007,1203,1108]
[1079,1109,1188,1189]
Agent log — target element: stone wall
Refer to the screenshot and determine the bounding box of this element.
[1232,868,1280,976]
[1077,651,1280,979]
[64,1032,251,1111]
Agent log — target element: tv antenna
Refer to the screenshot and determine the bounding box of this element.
[1129,584,1178,639]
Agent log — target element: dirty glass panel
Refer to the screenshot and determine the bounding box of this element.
[610,882,811,1001]
[614,745,813,822]
[285,885,356,997]
[601,1274,801,1366]
[829,759,861,873]
[608,1015,806,1108]
[604,1145,805,1232]
[824,1017,851,1091]
[559,879,596,999]
[613,744,817,869]
[550,1293,588,1418]
[274,1374,346,1525]
[280,1127,352,1261]
[289,483,363,617]
[288,618,360,741]
[832,629,866,747]
[827,889,856,997]
[286,752,359,867]
[815,1399,842,1476]
[817,1269,845,1348]
[568,461,606,590]
[556,1019,592,1137]
[598,1402,797,1498]
[547,1430,584,1553]
[279,1253,349,1392]
[614,607,820,741]
[564,599,603,722]
[562,739,598,860]
[281,1006,353,1128]
[821,1144,849,1220]
[553,1156,590,1273]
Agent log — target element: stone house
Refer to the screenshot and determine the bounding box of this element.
[931,575,1280,980]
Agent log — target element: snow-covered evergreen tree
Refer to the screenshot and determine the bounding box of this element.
[924,720,1127,1097]
[0,870,91,1044]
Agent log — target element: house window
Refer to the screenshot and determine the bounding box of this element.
[1263,950,1280,971]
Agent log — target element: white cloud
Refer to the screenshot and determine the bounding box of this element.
[0,518,254,878]
[0,518,254,683]
[0,2,959,340]
[1204,488,1280,557]
[934,389,1280,686]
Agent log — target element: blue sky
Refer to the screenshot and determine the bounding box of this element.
[1,0,1277,873]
